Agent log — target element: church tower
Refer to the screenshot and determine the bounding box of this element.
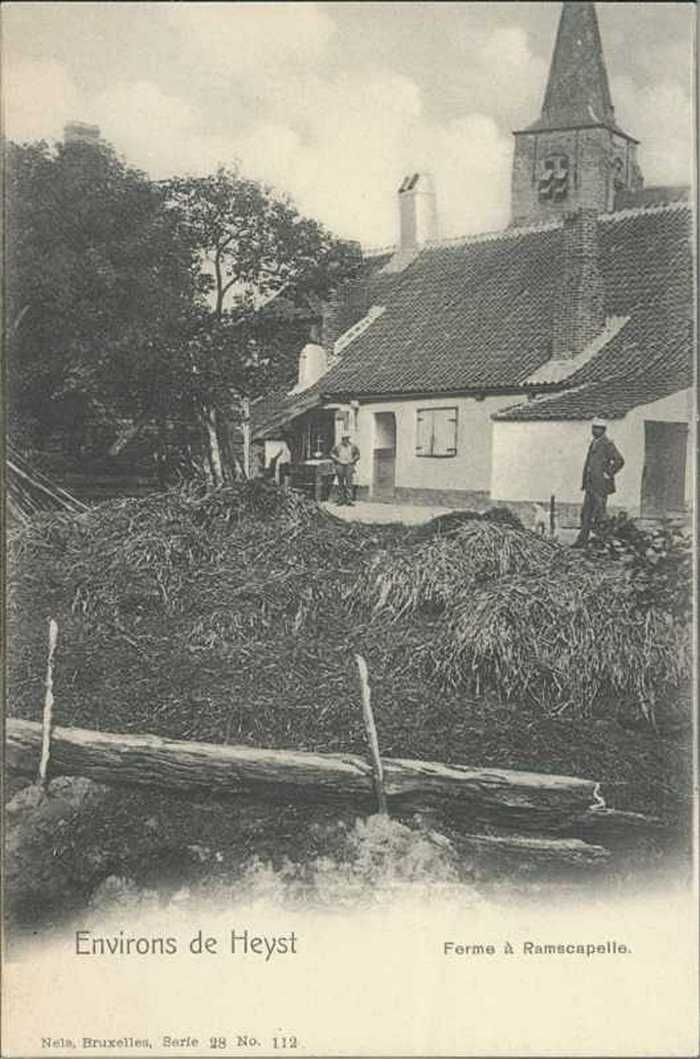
[511,1,643,226]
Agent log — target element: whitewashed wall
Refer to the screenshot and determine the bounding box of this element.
[491,388,694,513]
[334,395,515,494]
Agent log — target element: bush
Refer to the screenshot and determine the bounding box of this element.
[589,513,692,621]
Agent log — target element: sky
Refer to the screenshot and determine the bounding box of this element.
[3,1,695,247]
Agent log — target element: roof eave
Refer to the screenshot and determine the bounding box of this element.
[513,121,639,144]
[321,384,541,403]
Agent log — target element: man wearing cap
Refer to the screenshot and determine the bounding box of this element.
[573,418,625,547]
[331,433,360,506]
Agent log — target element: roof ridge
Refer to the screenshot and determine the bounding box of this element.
[361,243,397,257]
[361,200,690,259]
[599,200,691,222]
[493,381,594,421]
[422,218,562,250]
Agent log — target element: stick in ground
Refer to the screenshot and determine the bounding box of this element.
[38,618,58,787]
[355,653,388,816]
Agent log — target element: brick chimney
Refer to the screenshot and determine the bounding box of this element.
[321,279,370,352]
[64,122,101,146]
[398,173,438,250]
[552,208,605,357]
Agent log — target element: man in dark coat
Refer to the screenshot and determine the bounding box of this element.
[573,418,625,547]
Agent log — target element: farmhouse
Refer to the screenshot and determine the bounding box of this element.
[253,1,693,520]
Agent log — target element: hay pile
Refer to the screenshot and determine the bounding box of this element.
[7,483,406,751]
[350,519,690,726]
[426,569,688,723]
[351,521,557,619]
[7,484,691,768]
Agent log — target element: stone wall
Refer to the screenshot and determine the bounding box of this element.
[510,127,639,228]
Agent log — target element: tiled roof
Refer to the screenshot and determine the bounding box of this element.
[614,185,690,211]
[494,205,693,420]
[251,251,397,441]
[320,204,693,406]
[251,383,324,441]
[493,339,692,421]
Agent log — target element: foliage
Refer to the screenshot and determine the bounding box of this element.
[164,166,360,321]
[6,145,358,477]
[164,166,362,437]
[5,139,204,460]
[588,513,692,621]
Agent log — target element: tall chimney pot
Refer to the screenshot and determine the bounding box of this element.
[64,122,101,146]
[398,173,438,250]
[552,208,605,358]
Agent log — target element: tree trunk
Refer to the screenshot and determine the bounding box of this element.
[6,718,603,832]
[155,414,168,489]
[203,405,224,487]
[240,396,251,479]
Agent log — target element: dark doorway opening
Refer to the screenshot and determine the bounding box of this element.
[295,410,335,462]
[641,421,688,516]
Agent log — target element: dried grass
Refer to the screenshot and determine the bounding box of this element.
[6,484,691,740]
[423,567,691,723]
[350,521,558,620]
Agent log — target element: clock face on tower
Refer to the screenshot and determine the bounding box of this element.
[538,152,569,202]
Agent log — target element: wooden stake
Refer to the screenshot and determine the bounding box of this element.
[549,494,556,537]
[355,654,388,816]
[38,619,58,787]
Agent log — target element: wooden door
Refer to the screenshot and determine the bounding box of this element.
[372,413,396,501]
[641,421,688,516]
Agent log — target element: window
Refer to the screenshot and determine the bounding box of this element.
[538,153,569,202]
[416,407,458,457]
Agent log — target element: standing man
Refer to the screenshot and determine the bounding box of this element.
[572,417,624,547]
[330,433,360,506]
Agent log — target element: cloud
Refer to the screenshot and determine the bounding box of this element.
[0,52,521,245]
[612,76,693,187]
[163,2,335,82]
[229,70,511,244]
[454,22,548,131]
[3,59,81,142]
[2,5,692,249]
[91,81,211,176]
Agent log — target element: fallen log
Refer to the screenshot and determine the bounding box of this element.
[6,718,599,832]
[456,832,609,867]
[562,807,669,847]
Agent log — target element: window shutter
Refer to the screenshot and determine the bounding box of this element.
[417,407,458,456]
[416,412,427,452]
[446,410,458,454]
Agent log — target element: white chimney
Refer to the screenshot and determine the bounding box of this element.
[398,173,438,250]
[291,342,328,394]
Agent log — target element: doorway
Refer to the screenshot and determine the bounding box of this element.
[641,421,688,516]
[372,412,397,502]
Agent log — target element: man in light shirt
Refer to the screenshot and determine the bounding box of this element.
[330,434,360,506]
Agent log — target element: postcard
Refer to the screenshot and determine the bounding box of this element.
[3,2,697,1056]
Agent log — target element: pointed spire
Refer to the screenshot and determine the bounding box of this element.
[528,2,629,135]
